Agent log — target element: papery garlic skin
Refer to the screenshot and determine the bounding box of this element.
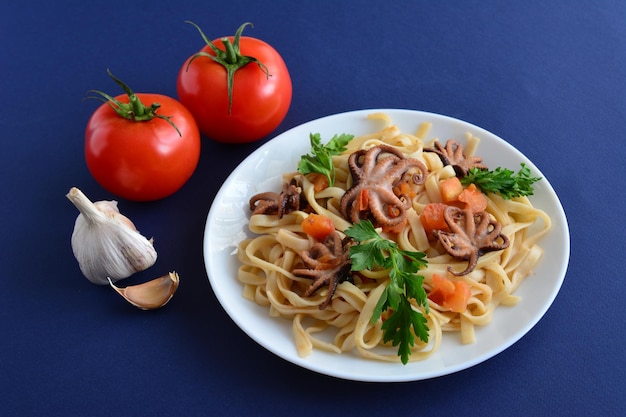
[108,272,179,310]
[67,187,157,285]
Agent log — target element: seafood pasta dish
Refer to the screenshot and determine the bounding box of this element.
[236,113,550,364]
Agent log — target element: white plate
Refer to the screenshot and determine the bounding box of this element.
[203,109,569,382]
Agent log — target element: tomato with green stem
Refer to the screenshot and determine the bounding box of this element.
[177,21,292,144]
[85,70,201,201]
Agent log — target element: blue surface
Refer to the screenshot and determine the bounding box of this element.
[1,1,624,416]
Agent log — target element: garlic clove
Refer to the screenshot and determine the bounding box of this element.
[108,272,180,310]
[66,187,157,285]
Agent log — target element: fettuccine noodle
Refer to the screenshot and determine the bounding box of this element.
[237,113,550,363]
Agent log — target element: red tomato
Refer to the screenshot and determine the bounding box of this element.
[85,93,201,201]
[177,22,292,143]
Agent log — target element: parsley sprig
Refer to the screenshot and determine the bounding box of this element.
[461,163,542,200]
[344,220,429,365]
[297,133,353,186]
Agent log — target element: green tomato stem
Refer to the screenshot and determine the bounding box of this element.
[86,70,181,136]
[222,38,238,64]
[184,21,271,114]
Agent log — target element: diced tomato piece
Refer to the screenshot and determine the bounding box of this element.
[358,188,369,211]
[428,274,453,305]
[432,274,456,296]
[308,173,329,192]
[428,288,445,305]
[420,203,449,237]
[428,274,471,313]
[458,183,488,213]
[301,214,335,240]
[439,177,463,203]
[444,281,471,313]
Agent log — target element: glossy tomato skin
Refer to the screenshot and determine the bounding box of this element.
[85,93,201,201]
[177,36,292,143]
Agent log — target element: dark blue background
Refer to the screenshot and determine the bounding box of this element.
[2,1,624,416]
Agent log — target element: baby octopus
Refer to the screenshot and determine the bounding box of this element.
[424,139,487,177]
[433,206,510,276]
[249,178,306,218]
[340,145,428,228]
[292,231,353,309]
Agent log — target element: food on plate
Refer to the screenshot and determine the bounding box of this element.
[177,22,292,143]
[237,113,550,363]
[66,187,157,285]
[85,70,201,202]
[108,272,179,310]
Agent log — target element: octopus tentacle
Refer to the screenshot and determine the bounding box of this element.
[386,159,428,185]
[249,192,280,211]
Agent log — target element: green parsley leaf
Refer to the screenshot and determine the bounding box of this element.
[346,220,393,270]
[381,297,429,365]
[297,133,353,186]
[344,220,430,365]
[461,163,542,200]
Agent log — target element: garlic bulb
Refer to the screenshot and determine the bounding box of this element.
[66,187,157,285]
[108,272,179,310]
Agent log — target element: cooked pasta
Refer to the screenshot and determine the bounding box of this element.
[237,113,551,363]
